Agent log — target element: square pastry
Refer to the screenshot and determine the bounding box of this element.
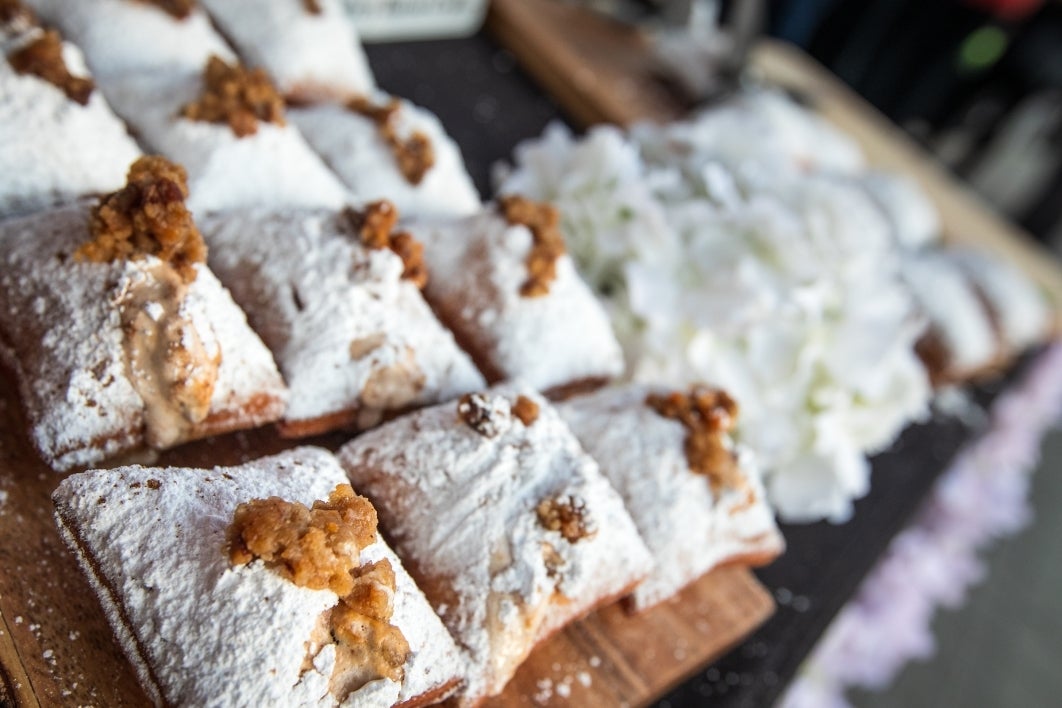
[0,156,286,470]
[201,201,485,436]
[53,446,467,707]
[339,384,652,703]
[1,4,142,217]
[902,250,1002,386]
[407,197,624,393]
[948,247,1051,353]
[101,56,350,214]
[199,0,375,102]
[557,383,784,612]
[23,0,235,79]
[291,95,481,219]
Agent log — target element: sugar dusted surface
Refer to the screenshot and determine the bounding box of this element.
[0,207,142,470]
[52,447,467,707]
[409,211,624,390]
[949,247,1051,351]
[558,384,784,610]
[199,0,374,101]
[22,0,235,79]
[180,263,289,428]
[0,36,142,218]
[902,251,998,375]
[101,72,350,215]
[0,205,286,470]
[202,207,484,428]
[339,384,652,701]
[291,99,481,219]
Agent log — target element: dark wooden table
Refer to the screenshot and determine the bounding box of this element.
[363,34,1027,707]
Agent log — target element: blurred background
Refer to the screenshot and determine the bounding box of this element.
[772,0,1062,251]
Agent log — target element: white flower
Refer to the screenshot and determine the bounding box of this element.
[496,93,933,523]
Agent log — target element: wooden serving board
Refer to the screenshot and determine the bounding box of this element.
[0,359,774,707]
[488,0,1062,324]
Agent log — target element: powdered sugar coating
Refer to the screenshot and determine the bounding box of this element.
[23,0,235,79]
[199,0,374,101]
[201,207,484,431]
[0,205,286,470]
[0,29,142,217]
[949,247,1051,351]
[290,99,481,219]
[101,71,350,215]
[857,171,941,250]
[408,210,624,390]
[52,447,467,707]
[339,384,652,702]
[902,250,999,377]
[557,384,784,611]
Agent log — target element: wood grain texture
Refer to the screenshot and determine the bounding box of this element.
[487,0,685,127]
[0,360,773,706]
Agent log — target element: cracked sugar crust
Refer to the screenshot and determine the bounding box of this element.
[339,383,652,702]
[52,447,467,707]
[201,207,484,432]
[101,71,349,214]
[0,29,141,218]
[290,97,481,219]
[22,0,236,79]
[0,205,286,470]
[558,384,784,611]
[408,209,624,391]
[198,0,374,102]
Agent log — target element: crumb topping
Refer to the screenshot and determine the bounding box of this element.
[511,395,540,426]
[536,495,594,543]
[302,0,322,14]
[134,0,196,19]
[77,156,206,283]
[228,485,410,699]
[228,484,378,596]
[8,30,94,106]
[180,55,286,138]
[330,559,411,694]
[499,195,567,298]
[340,201,429,288]
[0,0,34,25]
[347,97,436,185]
[457,392,510,437]
[646,386,745,493]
